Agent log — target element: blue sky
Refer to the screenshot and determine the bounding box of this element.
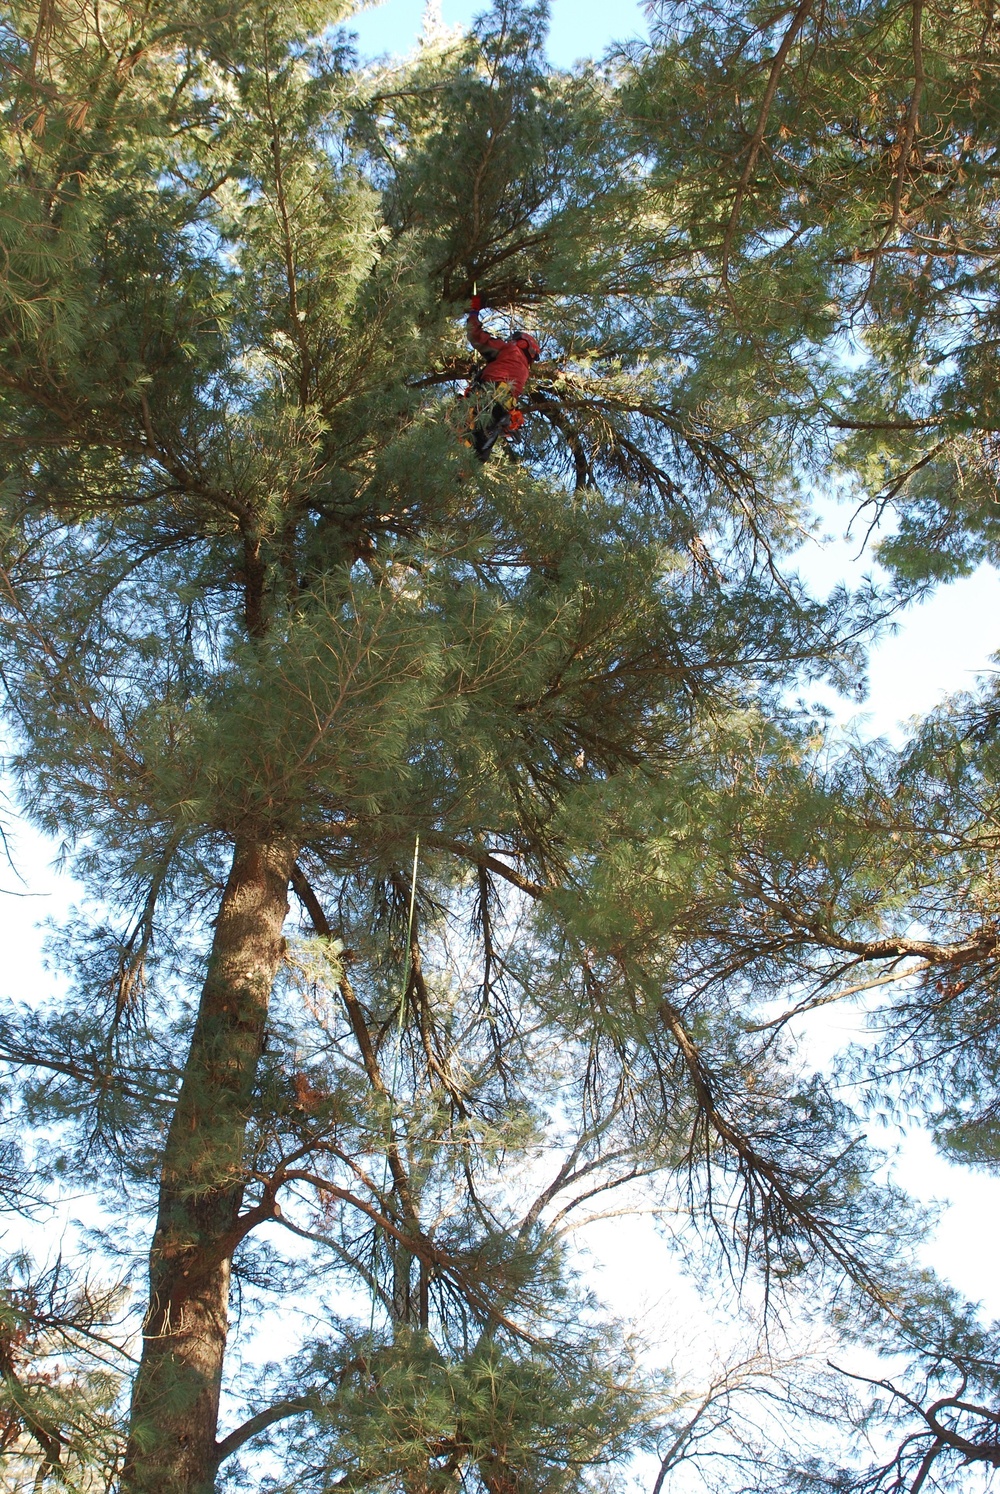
[348,0,651,67]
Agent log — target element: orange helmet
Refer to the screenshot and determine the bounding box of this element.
[513,332,541,362]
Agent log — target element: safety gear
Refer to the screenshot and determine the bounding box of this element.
[461,306,538,461]
[470,292,482,312]
[462,380,521,462]
[466,311,537,396]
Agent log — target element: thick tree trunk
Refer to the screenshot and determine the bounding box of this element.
[122,835,296,1494]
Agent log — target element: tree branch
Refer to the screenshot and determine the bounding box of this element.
[212,1395,319,1469]
[721,0,817,291]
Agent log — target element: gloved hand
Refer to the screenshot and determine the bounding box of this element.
[470,293,482,312]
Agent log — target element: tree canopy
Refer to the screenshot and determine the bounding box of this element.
[1,1,999,1491]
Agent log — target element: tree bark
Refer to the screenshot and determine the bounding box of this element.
[122,834,296,1494]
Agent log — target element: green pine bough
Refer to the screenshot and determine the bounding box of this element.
[2,2,1000,1492]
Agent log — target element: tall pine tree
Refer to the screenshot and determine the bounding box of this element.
[0,1,925,1490]
[627,3,1000,1487]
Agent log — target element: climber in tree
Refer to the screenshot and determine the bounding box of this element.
[465,293,541,461]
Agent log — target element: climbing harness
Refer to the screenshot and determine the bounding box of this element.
[461,377,522,462]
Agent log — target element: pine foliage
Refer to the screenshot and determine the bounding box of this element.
[2,0,999,1491]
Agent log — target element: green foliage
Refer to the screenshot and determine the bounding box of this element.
[0,1254,125,1491]
[628,0,1000,589]
[3,0,999,1490]
[267,1327,651,1494]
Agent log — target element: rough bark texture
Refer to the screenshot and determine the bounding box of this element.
[122,835,296,1494]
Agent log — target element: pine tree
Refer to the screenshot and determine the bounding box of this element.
[0,2,918,1491]
[631,0,1000,584]
[624,8,1000,1487]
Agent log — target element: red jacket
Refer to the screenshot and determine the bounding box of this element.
[467,312,533,396]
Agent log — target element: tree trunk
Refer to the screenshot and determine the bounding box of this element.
[122,835,296,1494]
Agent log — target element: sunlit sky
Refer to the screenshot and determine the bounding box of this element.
[349,0,651,66]
[1,2,997,1466]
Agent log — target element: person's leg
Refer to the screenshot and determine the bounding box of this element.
[474,400,511,461]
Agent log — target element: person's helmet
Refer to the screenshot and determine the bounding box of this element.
[513,331,541,362]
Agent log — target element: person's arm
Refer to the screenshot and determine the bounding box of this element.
[466,302,506,357]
